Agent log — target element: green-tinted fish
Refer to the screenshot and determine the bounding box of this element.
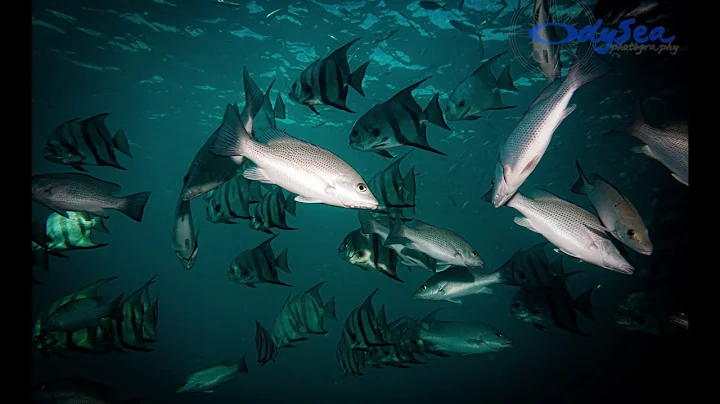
[366,151,416,219]
[176,355,249,394]
[32,211,109,253]
[33,377,143,404]
[572,158,652,255]
[349,77,449,156]
[228,235,292,287]
[403,309,514,354]
[444,51,518,121]
[42,294,124,334]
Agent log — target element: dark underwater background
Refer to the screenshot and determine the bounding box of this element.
[31,0,689,402]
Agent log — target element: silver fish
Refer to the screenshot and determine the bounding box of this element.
[572,159,652,255]
[384,218,485,268]
[413,266,503,304]
[171,197,199,269]
[627,107,688,186]
[31,172,151,222]
[503,188,634,274]
[176,355,249,394]
[490,52,614,207]
[209,104,379,210]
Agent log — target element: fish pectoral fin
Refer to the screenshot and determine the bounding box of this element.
[465,338,483,345]
[447,298,462,304]
[477,287,493,295]
[71,164,88,172]
[521,155,541,175]
[436,263,453,271]
[203,390,214,393]
[324,186,336,195]
[294,196,324,203]
[671,173,688,186]
[243,167,273,183]
[631,145,654,158]
[513,216,539,233]
[583,224,609,239]
[376,150,394,158]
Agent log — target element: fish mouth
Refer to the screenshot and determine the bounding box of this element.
[611,264,634,275]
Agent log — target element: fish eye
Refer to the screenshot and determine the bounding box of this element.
[179,382,186,387]
[458,100,465,107]
[183,174,190,183]
[471,251,478,257]
[343,243,348,249]
[421,285,427,290]
[490,180,494,187]
[496,332,503,337]
[357,183,367,192]
[626,229,636,238]
[371,129,380,137]
[351,130,358,138]
[511,302,521,309]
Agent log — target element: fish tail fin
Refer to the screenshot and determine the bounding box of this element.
[574,285,600,323]
[422,93,450,130]
[210,103,252,159]
[324,297,338,322]
[284,192,297,216]
[496,64,518,92]
[570,158,588,195]
[274,249,291,273]
[118,191,151,222]
[109,293,125,321]
[566,51,615,91]
[94,218,110,233]
[112,128,132,157]
[274,94,286,119]
[349,61,370,96]
[237,354,250,373]
[402,167,416,207]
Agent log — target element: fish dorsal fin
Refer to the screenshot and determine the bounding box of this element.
[328,37,362,62]
[255,128,294,144]
[469,51,507,82]
[421,308,441,323]
[387,77,432,105]
[527,188,562,202]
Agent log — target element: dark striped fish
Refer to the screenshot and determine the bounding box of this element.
[367,151,416,218]
[181,67,264,201]
[338,228,401,282]
[254,78,288,132]
[255,320,279,366]
[511,275,598,335]
[31,172,152,222]
[342,289,392,350]
[250,185,297,234]
[288,38,370,114]
[275,94,286,120]
[285,282,337,335]
[349,77,450,156]
[227,234,292,287]
[32,211,109,253]
[337,334,367,376]
[44,113,132,171]
[205,170,262,224]
[444,51,518,121]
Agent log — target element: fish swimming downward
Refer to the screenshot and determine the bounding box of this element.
[489,52,614,207]
[487,188,634,274]
[171,197,199,269]
[209,102,379,210]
